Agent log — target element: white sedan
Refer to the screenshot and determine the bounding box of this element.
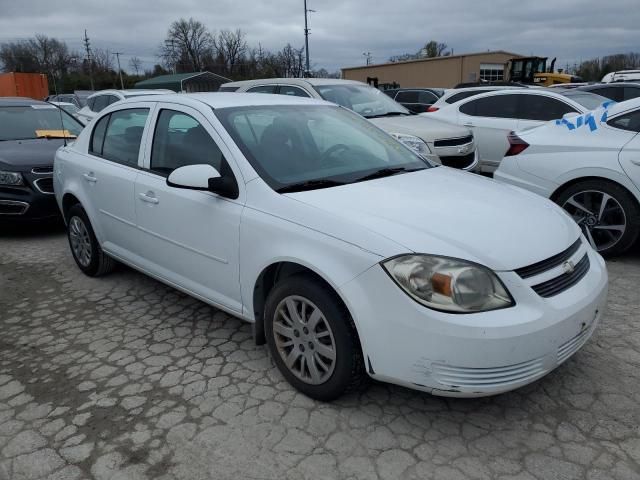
[495,99,640,256]
[426,89,609,173]
[54,93,607,400]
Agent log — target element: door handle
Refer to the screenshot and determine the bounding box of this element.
[631,159,640,166]
[138,192,159,204]
[463,122,475,127]
[83,172,97,183]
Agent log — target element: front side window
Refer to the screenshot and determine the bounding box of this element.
[247,85,277,94]
[624,87,640,101]
[0,105,83,141]
[518,95,576,121]
[279,85,311,97]
[460,95,519,118]
[608,111,640,132]
[150,110,224,176]
[215,105,429,192]
[91,108,149,167]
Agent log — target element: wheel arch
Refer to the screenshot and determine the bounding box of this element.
[251,261,360,350]
[550,175,640,208]
[62,192,81,222]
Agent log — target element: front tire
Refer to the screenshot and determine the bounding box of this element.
[555,180,640,256]
[66,204,116,276]
[264,274,367,401]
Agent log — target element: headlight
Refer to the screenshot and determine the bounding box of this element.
[0,171,24,186]
[382,255,514,313]
[390,133,431,157]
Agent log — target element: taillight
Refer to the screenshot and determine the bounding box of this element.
[505,132,529,156]
[426,106,439,112]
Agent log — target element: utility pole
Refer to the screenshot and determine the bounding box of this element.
[363,52,372,65]
[113,52,124,89]
[304,0,315,77]
[83,30,94,90]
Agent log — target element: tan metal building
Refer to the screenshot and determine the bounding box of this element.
[341,51,522,88]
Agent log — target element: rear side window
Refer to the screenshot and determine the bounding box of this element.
[518,95,577,121]
[589,87,621,102]
[247,85,277,94]
[87,97,96,111]
[90,108,149,167]
[150,109,224,176]
[608,111,640,132]
[447,90,490,104]
[459,95,519,118]
[624,87,640,101]
[92,95,110,112]
[218,85,239,92]
[419,91,438,104]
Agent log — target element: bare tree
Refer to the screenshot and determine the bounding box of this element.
[422,40,450,58]
[160,18,212,72]
[129,56,142,75]
[213,29,247,76]
[91,48,114,73]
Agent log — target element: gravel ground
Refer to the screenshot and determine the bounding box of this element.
[1,224,639,480]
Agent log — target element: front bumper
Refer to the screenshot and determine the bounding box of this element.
[339,247,608,397]
[0,171,59,221]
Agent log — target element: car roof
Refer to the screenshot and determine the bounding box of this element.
[442,85,526,97]
[606,97,640,116]
[88,89,173,98]
[223,78,365,88]
[0,97,48,107]
[578,82,640,90]
[116,92,331,109]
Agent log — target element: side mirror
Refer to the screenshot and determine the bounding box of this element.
[166,164,239,199]
[167,164,219,190]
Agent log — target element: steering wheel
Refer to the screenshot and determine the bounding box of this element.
[321,144,351,163]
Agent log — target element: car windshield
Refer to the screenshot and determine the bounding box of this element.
[561,92,609,110]
[59,104,79,115]
[215,104,429,192]
[0,105,83,141]
[313,84,410,118]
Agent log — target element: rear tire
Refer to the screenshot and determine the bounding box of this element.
[264,274,367,401]
[555,179,640,256]
[66,204,116,276]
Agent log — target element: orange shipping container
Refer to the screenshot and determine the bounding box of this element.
[0,72,49,100]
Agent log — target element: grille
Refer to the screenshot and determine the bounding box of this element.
[433,135,474,148]
[432,357,545,389]
[531,254,590,298]
[558,324,593,364]
[515,238,582,279]
[439,152,475,169]
[31,166,54,174]
[34,177,54,194]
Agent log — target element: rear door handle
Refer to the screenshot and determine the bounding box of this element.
[463,122,475,127]
[138,192,159,204]
[83,172,97,183]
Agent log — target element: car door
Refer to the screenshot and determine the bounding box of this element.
[80,105,152,257]
[612,110,640,189]
[516,94,579,131]
[134,104,244,313]
[457,94,520,172]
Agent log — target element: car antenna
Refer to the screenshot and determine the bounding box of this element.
[48,70,67,147]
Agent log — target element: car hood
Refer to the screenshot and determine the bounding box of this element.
[286,167,580,271]
[0,139,65,170]
[369,115,470,143]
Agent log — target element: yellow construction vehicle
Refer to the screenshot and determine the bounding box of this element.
[508,57,582,86]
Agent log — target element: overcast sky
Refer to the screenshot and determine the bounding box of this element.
[0,0,638,74]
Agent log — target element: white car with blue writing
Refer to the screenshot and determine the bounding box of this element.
[495,98,640,256]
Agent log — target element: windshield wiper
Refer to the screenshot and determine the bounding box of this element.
[354,166,424,182]
[276,179,345,193]
[364,112,410,119]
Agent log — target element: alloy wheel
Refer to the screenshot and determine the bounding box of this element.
[562,190,627,252]
[69,216,92,267]
[272,295,337,385]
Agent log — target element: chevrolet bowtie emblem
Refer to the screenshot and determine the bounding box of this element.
[562,260,575,274]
